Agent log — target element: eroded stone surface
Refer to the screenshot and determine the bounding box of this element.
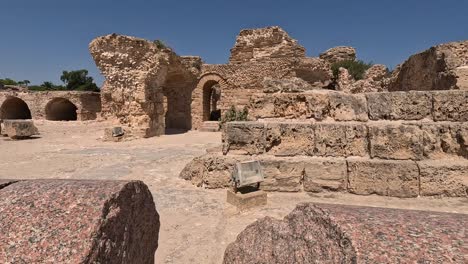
[367,91,432,120]
[3,119,39,139]
[303,158,347,192]
[314,123,368,157]
[0,180,159,263]
[432,90,468,121]
[223,203,467,263]
[418,160,468,197]
[369,124,424,160]
[319,46,356,64]
[347,159,419,197]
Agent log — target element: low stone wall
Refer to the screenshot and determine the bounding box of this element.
[0,179,159,263]
[223,203,467,263]
[249,90,468,122]
[0,90,101,121]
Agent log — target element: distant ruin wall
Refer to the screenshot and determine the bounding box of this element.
[389,40,468,91]
[0,91,101,121]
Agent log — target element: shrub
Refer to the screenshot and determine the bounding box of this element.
[331,60,373,80]
[221,106,249,124]
[153,39,168,49]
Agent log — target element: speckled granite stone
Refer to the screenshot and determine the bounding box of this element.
[0,180,159,264]
[223,203,467,263]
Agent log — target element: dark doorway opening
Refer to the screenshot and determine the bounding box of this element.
[0,97,32,119]
[45,98,77,121]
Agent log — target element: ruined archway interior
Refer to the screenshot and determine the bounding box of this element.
[202,81,221,121]
[163,71,196,132]
[45,98,78,121]
[0,97,32,119]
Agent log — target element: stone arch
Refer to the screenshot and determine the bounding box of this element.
[192,74,227,129]
[0,96,32,119]
[45,98,78,121]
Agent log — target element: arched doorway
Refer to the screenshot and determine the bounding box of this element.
[202,81,221,121]
[45,98,77,121]
[0,97,32,119]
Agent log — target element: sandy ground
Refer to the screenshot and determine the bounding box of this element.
[0,120,467,263]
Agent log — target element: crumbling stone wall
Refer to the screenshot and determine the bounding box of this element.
[181,89,468,198]
[0,179,159,263]
[0,90,101,121]
[388,40,468,91]
[90,34,200,137]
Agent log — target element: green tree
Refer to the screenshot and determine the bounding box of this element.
[60,69,99,92]
[0,78,18,85]
[23,80,30,86]
[41,81,55,89]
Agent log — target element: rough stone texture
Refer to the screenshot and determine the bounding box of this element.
[388,40,468,91]
[319,46,356,64]
[90,34,200,137]
[305,91,368,121]
[336,66,389,94]
[314,123,368,157]
[418,160,468,197]
[229,26,305,64]
[367,91,432,120]
[226,189,267,211]
[347,159,419,197]
[303,158,347,192]
[432,90,468,121]
[364,64,388,81]
[223,122,266,155]
[0,91,101,121]
[262,77,315,93]
[223,203,467,263]
[0,180,159,264]
[264,122,315,156]
[2,119,39,139]
[249,91,368,122]
[369,124,424,160]
[260,159,304,192]
[422,122,468,159]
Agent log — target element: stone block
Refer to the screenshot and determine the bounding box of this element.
[3,119,39,139]
[260,158,304,192]
[303,158,347,192]
[314,123,368,157]
[422,122,468,159]
[367,91,432,120]
[264,122,314,156]
[248,93,275,119]
[226,189,267,211]
[432,90,468,121]
[273,94,309,119]
[0,180,159,263]
[306,91,368,121]
[369,124,424,160]
[223,122,265,155]
[418,160,468,197]
[347,159,420,197]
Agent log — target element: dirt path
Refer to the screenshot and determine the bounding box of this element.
[1,120,467,263]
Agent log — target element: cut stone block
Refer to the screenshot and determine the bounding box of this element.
[347,159,419,197]
[306,91,368,121]
[422,122,468,159]
[314,123,368,157]
[260,158,304,192]
[273,94,309,119]
[367,91,432,120]
[369,124,424,160]
[418,160,468,197]
[226,189,267,211]
[0,180,159,263]
[303,158,347,192]
[223,122,265,155]
[264,122,314,156]
[432,90,468,121]
[3,119,39,139]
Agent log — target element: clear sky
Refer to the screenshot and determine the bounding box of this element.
[1,0,467,86]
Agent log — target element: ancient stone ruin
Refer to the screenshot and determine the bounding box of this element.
[0,179,159,263]
[0,90,101,121]
[223,203,467,263]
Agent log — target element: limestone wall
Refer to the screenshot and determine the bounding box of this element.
[0,179,159,263]
[0,90,101,121]
[182,90,468,198]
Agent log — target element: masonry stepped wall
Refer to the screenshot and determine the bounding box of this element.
[181,89,468,198]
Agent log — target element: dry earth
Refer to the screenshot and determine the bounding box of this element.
[0,120,467,263]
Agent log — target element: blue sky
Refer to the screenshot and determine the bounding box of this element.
[1,0,467,86]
